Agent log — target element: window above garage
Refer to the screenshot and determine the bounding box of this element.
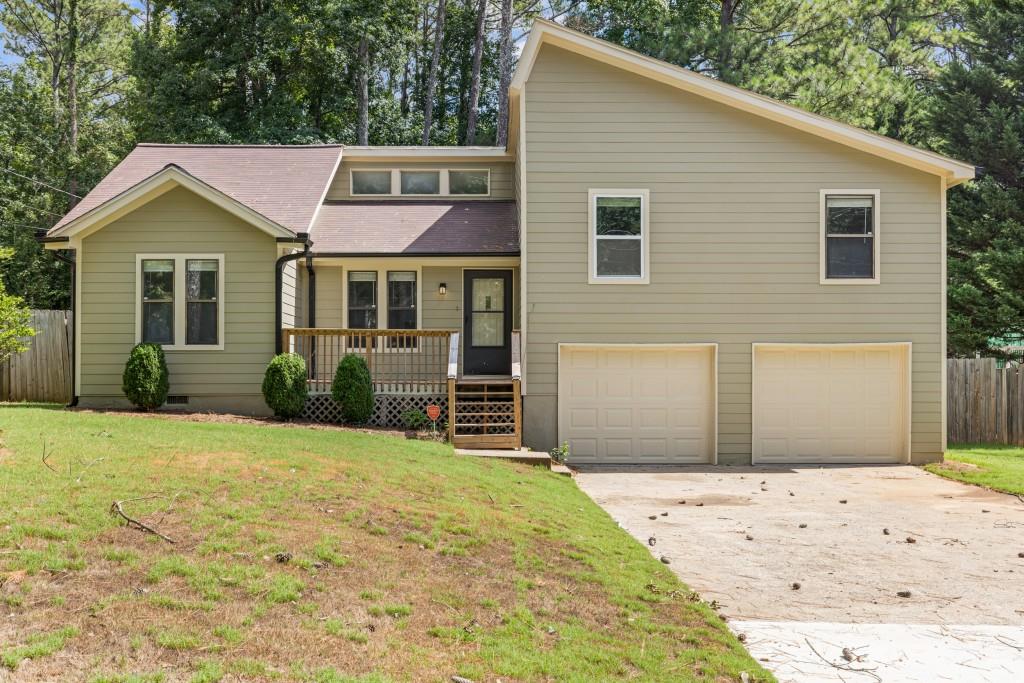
[588,189,650,285]
[820,190,881,285]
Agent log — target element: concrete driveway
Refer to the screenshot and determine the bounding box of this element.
[576,466,1024,682]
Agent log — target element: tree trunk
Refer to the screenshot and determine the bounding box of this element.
[495,0,512,146]
[718,0,738,83]
[421,0,446,145]
[464,0,487,145]
[66,0,79,205]
[400,58,410,116]
[356,36,369,145]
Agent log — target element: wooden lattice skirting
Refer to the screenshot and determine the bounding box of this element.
[301,393,448,427]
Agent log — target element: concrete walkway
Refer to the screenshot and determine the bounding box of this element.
[576,465,1024,682]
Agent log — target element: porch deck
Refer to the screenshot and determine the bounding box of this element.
[281,327,521,448]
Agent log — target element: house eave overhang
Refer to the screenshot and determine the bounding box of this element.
[342,146,513,162]
[510,20,975,185]
[47,165,298,241]
[309,251,521,258]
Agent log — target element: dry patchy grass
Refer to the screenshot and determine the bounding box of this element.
[0,404,770,682]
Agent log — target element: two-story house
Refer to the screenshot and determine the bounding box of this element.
[43,20,975,466]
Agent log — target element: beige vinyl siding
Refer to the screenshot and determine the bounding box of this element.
[79,187,276,411]
[522,45,943,464]
[281,256,298,328]
[327,161,515,200]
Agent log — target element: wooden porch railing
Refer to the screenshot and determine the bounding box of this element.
[281,328,455,394]
[511,330,522,449]
[447,332,460,443]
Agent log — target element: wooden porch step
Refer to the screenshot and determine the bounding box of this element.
[453,434,520,450]
[455,447,551,467]
[454,411,514,417]
[454,422,516,429]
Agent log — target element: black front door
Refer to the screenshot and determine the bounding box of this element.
[463,269,512,375]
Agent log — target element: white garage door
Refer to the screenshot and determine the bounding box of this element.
[558,345,716,464]
[752,343,910,464]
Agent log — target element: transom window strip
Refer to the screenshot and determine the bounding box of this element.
[350,169,489,196]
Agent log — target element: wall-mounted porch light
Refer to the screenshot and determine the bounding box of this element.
[438,282,447,296]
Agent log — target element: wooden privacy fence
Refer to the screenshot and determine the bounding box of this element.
[0,310,73,403]
[947,358,1024,445]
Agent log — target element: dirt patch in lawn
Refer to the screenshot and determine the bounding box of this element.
[932,461,983,473]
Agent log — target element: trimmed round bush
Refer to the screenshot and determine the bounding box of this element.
[122,342,169,410]
[331,353,374,424]
[262,353,308,419]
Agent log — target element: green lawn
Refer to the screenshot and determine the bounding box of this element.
[927,445,1024,495]
[0,405,770,682]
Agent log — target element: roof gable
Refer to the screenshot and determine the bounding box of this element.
[511,20,974,185]
[49,143,342,237]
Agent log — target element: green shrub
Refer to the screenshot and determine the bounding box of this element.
[331,354,374,423]
[121,343,169,410]
[400,409,428,430]
[261,353,308,419]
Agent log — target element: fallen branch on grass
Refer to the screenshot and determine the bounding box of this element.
[110,499,175,543]
[804,637,881,682]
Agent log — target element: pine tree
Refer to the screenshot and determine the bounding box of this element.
[930,0,1024,357]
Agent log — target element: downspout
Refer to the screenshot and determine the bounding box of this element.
[50,249,79,407]
[275,235,311,355]
[305,253,316,328]
[305,253,316,377]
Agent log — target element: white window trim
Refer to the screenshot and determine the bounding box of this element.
[820,189,881,285]
[135,253,225,351]
[349,169,489,197]
[342,262,424,332]
[588,188,650,285]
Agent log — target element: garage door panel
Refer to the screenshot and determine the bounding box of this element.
[571,438,598,458]
[569,408,597,429]
[638,408,668,428]
[604,408,631,429]
[568,376,598,398]
[560,346,716,464]
[567,348,599,369]
[753,344,908,464]
[604,438,633,459]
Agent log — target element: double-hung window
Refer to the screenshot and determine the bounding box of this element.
[588,189,650,284]
[347,271,378,349]
[141,259,175,344]
[387,271,417,349]
[820,190,880,284]
[387,272,417,329]
[345,268,421,348]
[138,254,223,349]
[348,271,378,324]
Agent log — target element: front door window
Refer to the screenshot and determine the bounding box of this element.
[471,277,505,347]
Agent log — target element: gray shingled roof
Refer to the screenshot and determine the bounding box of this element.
[310,200,519,255]
[49,144,342,234]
